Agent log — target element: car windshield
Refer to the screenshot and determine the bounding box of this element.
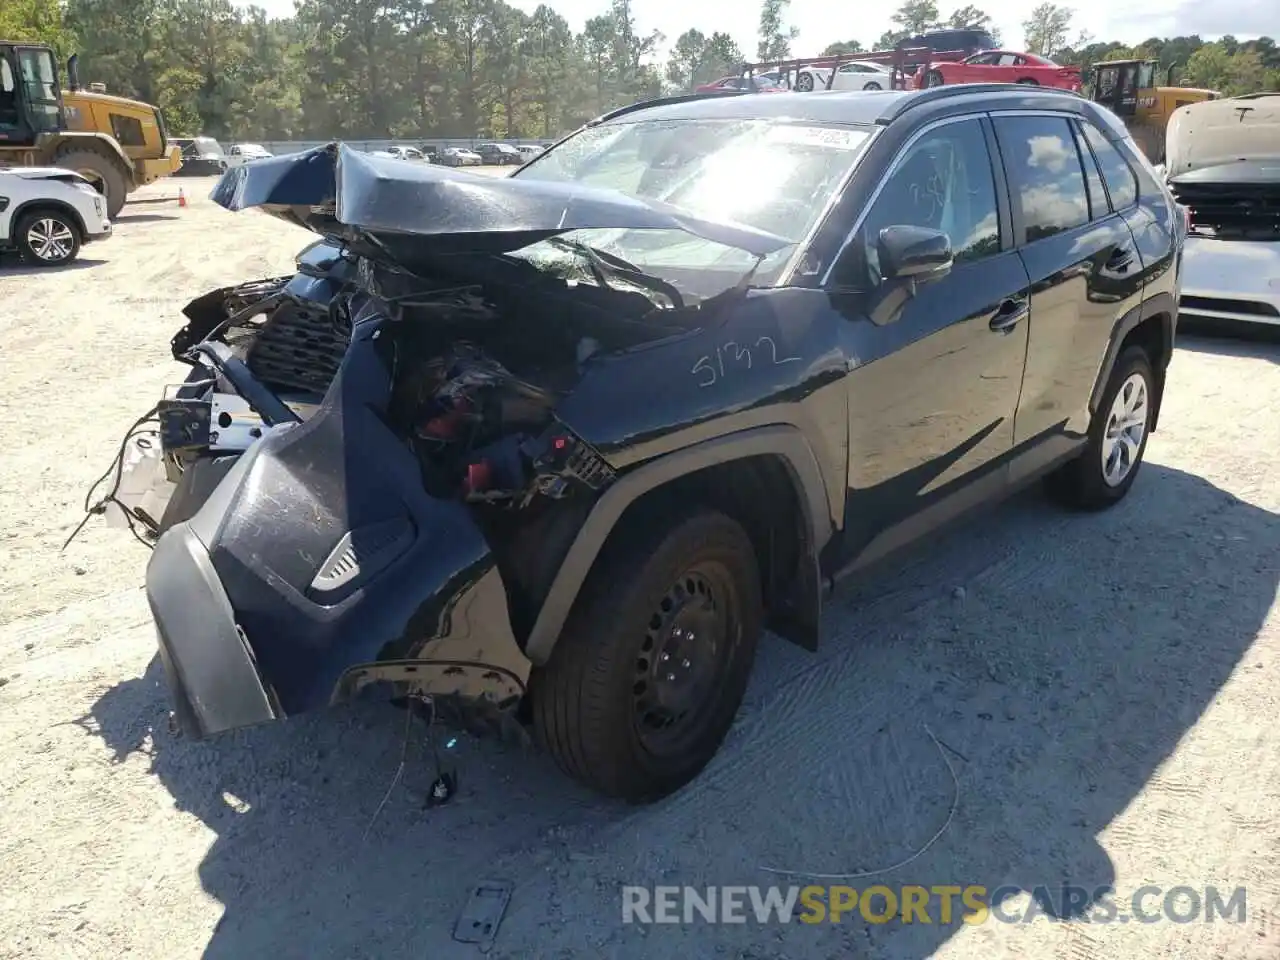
[194,136,223,156]
[512,117,874,288]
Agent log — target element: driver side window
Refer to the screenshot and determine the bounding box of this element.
[839,118,1001,289]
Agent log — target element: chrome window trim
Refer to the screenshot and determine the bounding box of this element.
[816,111,987,287]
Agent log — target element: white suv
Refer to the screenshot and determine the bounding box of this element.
[0,167,112,267]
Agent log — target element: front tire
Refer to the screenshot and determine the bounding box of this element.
[1016,77,1039,85]
[925,70,945,87]
[795,71,815,92]
[1045,346,1155,509]
[53,147,128,219]
[15,209,81,266]
[532,510,762,802]
[863,81,883,91]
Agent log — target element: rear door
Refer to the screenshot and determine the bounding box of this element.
[991,112,1146,478]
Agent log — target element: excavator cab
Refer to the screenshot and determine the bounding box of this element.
[1090,59,1156,118]
[0,43,65,143]
[1088,58,1218,164]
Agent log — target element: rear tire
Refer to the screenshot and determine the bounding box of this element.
[1045,346,1155,510]
[15,209,81,266]
[531,510,762,802]
[52,147,128,219]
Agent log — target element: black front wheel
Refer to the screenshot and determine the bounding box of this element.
[532,510,762,801]
[925,70,945,88]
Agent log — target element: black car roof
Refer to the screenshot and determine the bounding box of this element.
[594,85,1090,129]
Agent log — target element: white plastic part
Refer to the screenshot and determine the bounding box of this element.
[104,434,175,531]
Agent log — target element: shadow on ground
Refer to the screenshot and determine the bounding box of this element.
[1177,325,1280,362]
[84,464,1278,959]
[0,257,107,276]
[115,212,180,224]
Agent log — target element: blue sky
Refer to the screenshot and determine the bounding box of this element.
[240,0,1274,62]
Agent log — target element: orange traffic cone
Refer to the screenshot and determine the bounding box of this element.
[178,189,187,208]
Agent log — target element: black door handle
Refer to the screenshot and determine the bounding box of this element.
[1107,248,1135,272]
[989,297,1028,334]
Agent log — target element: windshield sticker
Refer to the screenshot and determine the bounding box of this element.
[766,126,869,150]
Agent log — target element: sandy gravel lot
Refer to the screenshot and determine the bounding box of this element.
[0,177,1278,960]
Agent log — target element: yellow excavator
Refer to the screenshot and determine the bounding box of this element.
[1087,58,1218,164]
[0,42,180,218]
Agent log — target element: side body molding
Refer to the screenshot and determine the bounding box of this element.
[523,424,835,664]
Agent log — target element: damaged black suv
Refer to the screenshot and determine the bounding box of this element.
[100,83,1182,802]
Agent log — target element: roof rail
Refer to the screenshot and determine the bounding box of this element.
[878,82,1082,122]
[588,89,748,126]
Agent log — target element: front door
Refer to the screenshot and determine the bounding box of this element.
[827,115,1032,565]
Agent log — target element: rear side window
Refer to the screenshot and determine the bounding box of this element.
[1078,120,1138,209]
[993,115,1090,242]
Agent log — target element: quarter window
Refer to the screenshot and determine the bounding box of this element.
[993,115,1090,242]
[1078,120,1138,209]
[846,118,1001,287]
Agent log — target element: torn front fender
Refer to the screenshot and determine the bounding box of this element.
[146,318,529,738]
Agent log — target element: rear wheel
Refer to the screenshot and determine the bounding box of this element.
[531,510,762,802]
[925,70,945,87]
[52,147,128,219]
[15,209,81,266]
[1045,346,1154,509]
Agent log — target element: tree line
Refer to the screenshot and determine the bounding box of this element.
[2,0,1277,143]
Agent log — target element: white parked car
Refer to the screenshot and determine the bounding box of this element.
[0,167,112,267]
[383,145,428,161]
[794,60,893,92]
[225,143,274,168]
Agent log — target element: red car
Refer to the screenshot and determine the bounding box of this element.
[918,50,1082,92]
[694,75,786,94]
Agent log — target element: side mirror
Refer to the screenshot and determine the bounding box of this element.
[66,54,80,92]
[877,224,953,285]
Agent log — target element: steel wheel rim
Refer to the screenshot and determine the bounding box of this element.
[1101,371,1149,486]
[631,562,735,757]
[27,218,75,262]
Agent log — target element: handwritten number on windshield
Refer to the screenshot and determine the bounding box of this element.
[692,337,801,388]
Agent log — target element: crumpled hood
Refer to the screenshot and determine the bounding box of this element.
[1166,95,1280,178]
[208,141,791,257]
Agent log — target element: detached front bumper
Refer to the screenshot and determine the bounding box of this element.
[145,320,532,739]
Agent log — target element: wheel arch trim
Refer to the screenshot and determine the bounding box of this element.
[523,424,833,665]
[10,199,88,244]
[1088,290,1176,426]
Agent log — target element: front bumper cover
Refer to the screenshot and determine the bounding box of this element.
[145,319,531,738]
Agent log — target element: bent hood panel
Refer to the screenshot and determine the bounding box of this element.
[208,142,791,257]
[1166,96,1280,178]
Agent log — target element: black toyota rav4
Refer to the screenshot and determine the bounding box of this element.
[97,84,1182,803]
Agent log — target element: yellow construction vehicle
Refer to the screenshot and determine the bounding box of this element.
[1087,58,1218,164]
[0,43,180,217]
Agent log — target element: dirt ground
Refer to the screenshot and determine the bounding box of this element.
[0,176,1278,960]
